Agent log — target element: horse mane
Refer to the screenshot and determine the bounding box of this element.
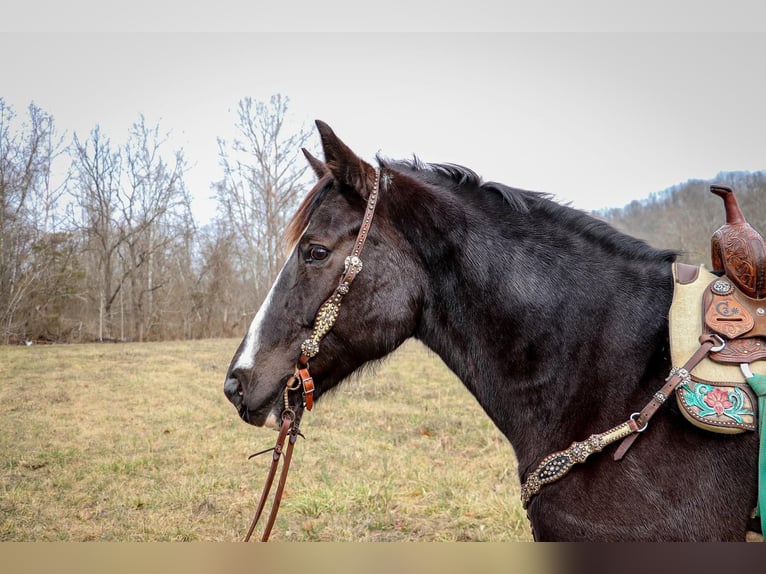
[380,156,677,263]
[284,156,676,264]
[379,156,546,214]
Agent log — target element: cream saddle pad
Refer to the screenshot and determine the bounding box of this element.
[669,263,761,433]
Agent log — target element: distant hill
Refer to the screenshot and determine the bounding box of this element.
[598,171,766,267]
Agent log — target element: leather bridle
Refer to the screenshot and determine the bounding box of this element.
[244,168,382,541]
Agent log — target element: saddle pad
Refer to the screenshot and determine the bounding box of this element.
[669,263,766,382]
[669,263,759,433]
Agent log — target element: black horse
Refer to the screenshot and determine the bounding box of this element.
[224,120,757,541]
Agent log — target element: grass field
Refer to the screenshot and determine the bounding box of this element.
[0,338,532,542]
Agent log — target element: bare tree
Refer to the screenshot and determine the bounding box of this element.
[193,219,246,338]
[214,94,313,304]
[121,115,191,341]
[70,125,124,340]
[69,117,191,341]
[0,100,66,343]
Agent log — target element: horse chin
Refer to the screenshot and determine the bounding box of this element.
[265,392,307,430]
[241,385,304,430]
[263,403,306,430]
[238,395,282,428]
[264,409,281,429]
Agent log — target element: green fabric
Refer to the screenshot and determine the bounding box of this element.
[745,372,766,537]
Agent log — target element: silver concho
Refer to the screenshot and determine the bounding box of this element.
[711,278,734,295]
[301,339,320,358]
[344,255,363,275]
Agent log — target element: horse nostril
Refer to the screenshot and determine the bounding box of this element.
[224,375,245,405]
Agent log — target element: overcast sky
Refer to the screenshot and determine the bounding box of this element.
[3,10,766,224]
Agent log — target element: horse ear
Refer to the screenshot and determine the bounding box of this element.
[315,120,376,198]
[302,148,328,179]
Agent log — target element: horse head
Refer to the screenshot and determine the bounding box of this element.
[224,121,423,428]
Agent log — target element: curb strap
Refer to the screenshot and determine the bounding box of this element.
[520,334,722,509]
[244,414,300,542]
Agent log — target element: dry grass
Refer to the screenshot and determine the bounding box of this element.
[0,338,532,542]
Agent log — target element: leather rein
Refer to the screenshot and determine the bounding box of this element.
[244,168,381,541]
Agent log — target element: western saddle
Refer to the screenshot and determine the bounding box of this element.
[674,185,766,538]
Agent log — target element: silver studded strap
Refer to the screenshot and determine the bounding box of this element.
[298,168,381,370]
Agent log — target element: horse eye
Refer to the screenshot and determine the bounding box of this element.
[307,245,330,262]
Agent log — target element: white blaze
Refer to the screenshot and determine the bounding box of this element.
[233,263,288,371]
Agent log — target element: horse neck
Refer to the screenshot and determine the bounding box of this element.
[404,193,675,468]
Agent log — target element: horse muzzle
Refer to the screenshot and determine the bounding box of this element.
[224,370,302,428]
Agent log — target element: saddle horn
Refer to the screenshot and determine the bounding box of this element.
[710,185,766,299]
